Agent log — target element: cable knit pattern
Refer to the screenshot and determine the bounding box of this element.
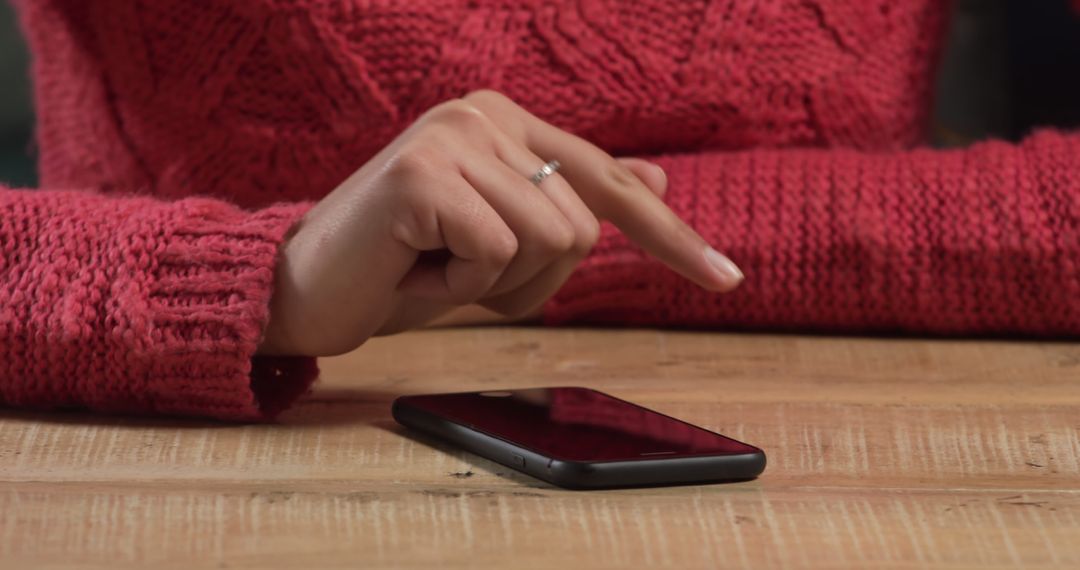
[2,0,1077,419]
[19,0,946,205]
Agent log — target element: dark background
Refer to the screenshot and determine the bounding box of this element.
[0,1,33,187]
[1,0,1077,188]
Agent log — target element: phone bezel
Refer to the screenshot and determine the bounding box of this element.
[392,388,766,489]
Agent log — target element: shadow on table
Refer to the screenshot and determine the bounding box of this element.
[374,420,761,492]
[0,388,402,429]
[373,419,555,490]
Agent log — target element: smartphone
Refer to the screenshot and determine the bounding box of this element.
[392,387,765,489]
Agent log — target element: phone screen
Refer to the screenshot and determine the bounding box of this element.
[401,387,758,462]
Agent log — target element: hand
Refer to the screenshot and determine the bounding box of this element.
[258,90,743,356]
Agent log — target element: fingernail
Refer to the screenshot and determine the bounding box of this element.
[649,162,667,185]
[704,246,744,288]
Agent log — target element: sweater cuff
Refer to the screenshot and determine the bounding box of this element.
[136,200,318,421]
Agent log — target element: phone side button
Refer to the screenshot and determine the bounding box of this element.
[511,454,526,468]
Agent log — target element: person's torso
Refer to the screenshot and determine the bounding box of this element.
[17,0,947,206]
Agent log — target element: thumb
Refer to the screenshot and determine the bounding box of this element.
[616,158,668,198]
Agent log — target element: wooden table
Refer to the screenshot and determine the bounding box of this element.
[2,328,1079,568]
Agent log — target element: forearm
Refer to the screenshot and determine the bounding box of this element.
[546,130,1080,335]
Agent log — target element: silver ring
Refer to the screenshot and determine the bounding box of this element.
[529,160,561,186]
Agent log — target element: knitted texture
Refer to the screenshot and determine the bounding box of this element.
[0,190,318,420]
[19,0,946,205]
[546,131,1080,335]
[3,0,1078,420]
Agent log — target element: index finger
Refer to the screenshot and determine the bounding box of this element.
[464,91,743,292]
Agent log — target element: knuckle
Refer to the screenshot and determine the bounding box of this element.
[572,217,602,256]
[520,216,573,258]
[388,195,436,242]
[428,98,487,127]
[463,89,528,139]
[387,140,444,177]
[463,89,509,106]
[602,160,642,193]
[383,154,443,220]
[547,219,576,253]
[485,231,519,266]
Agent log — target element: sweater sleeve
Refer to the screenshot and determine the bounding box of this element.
[546,130,1080,336]
[0,188,319,421]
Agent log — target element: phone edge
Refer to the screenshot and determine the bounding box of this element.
[392,395,766,490]
[392,397,562,486]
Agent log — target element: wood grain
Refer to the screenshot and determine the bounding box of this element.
[2,328,1078,568]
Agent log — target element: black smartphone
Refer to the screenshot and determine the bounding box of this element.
[392,387,765,489]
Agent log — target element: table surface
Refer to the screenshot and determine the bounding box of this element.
[2,327,1079,569]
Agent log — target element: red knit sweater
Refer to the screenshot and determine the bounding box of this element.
[2,0,1077,421]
